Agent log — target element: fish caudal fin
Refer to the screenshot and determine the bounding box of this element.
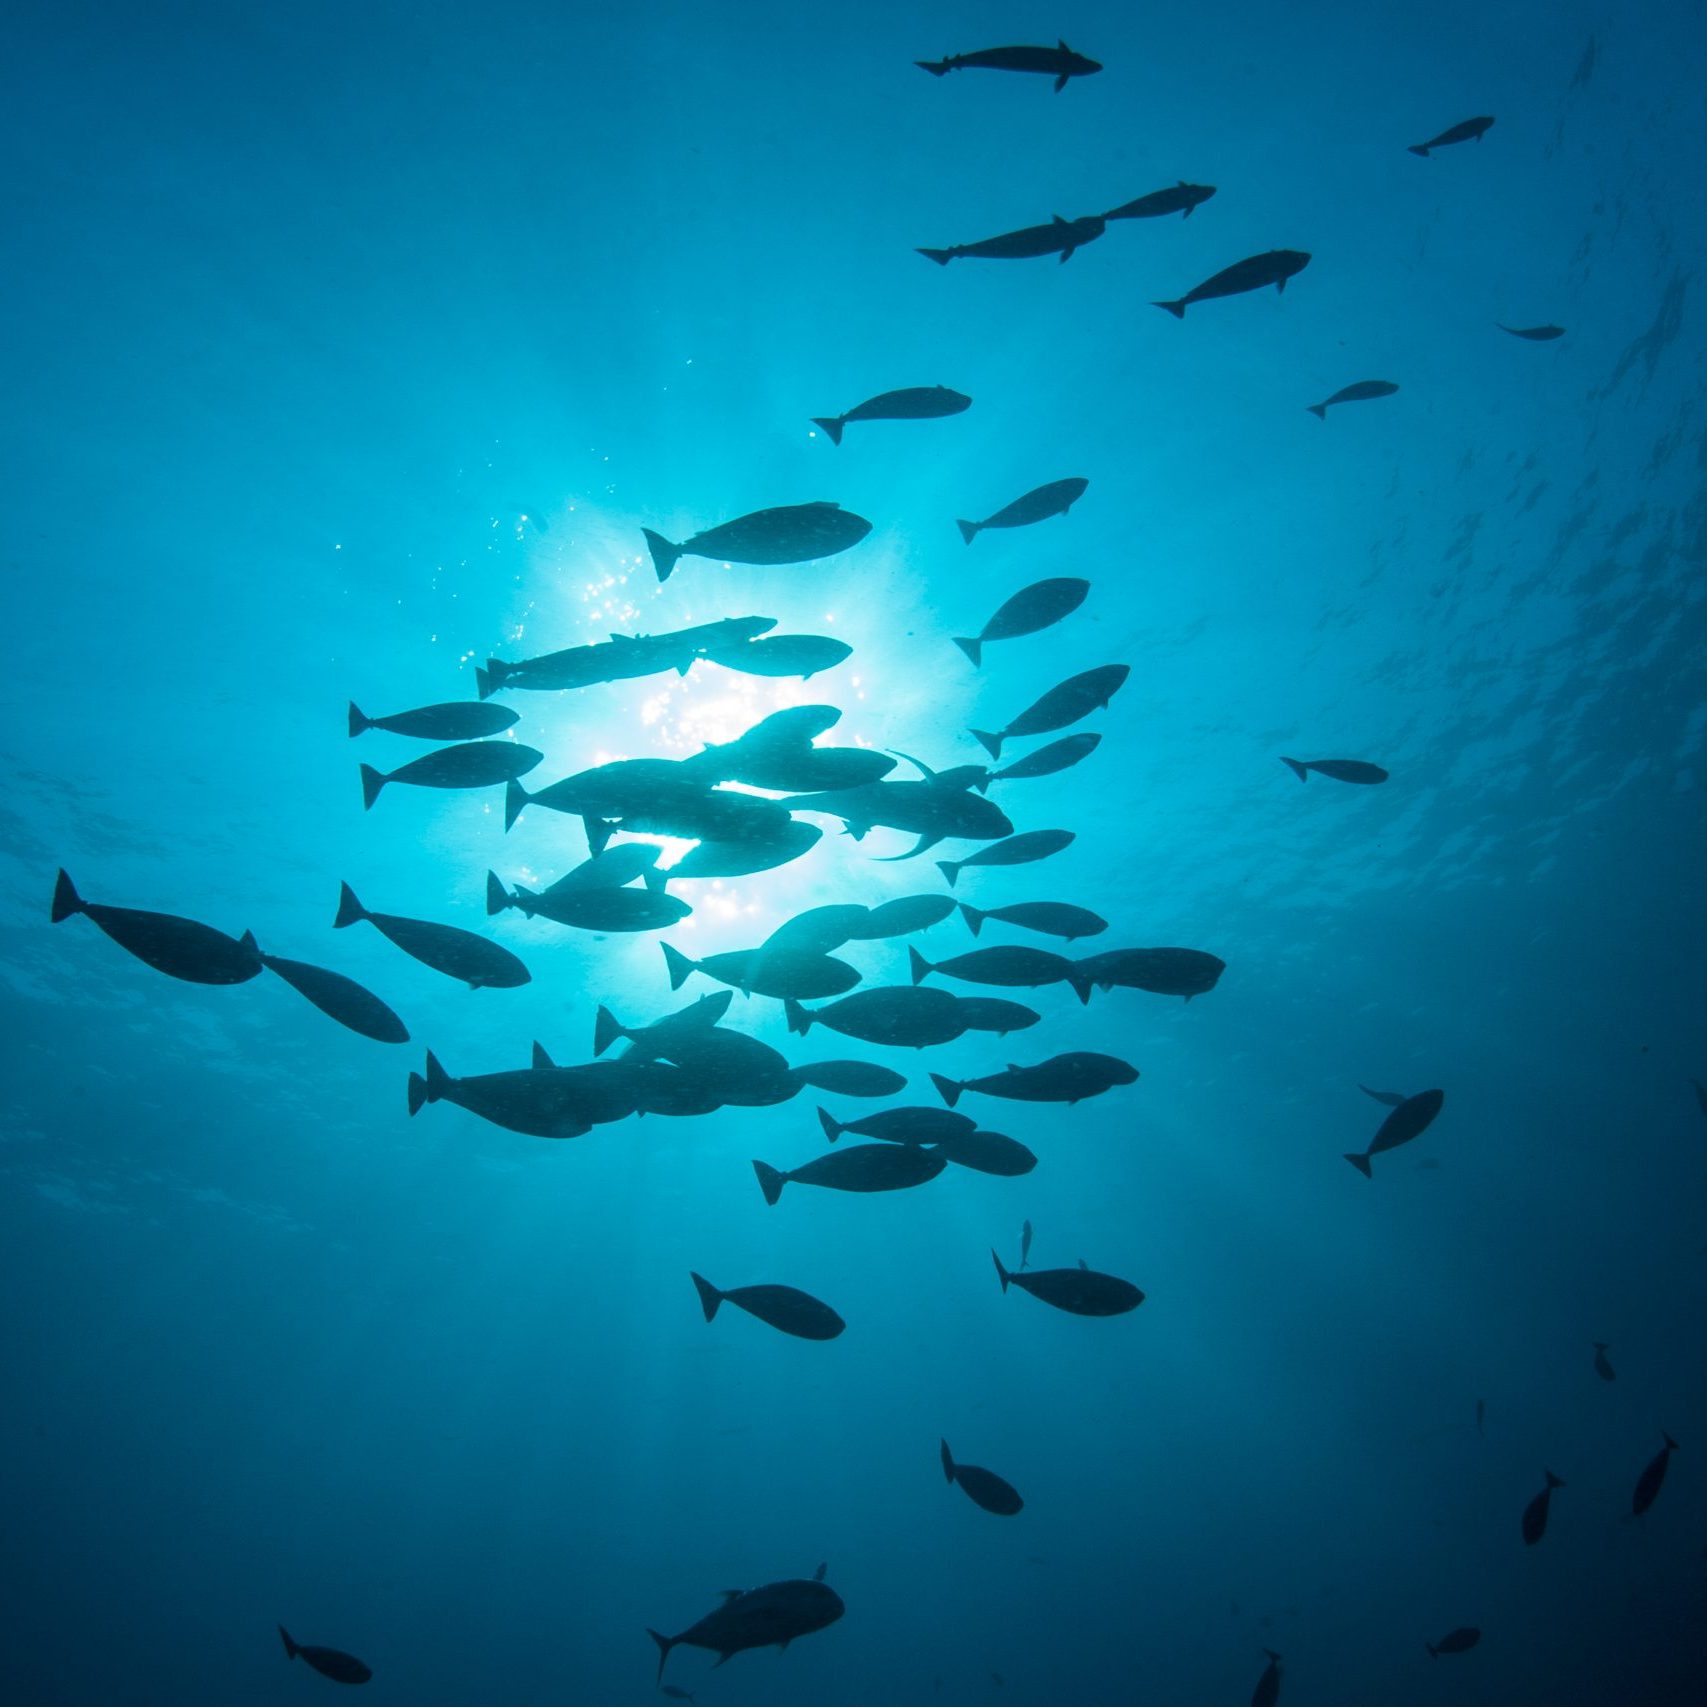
[1344,1151,1373,1177]
[474,665,494,700]
[811,416,845,446]
[991,1248,1011,1291]
[908,945,932,985]
[918,248,954,266]
[959,903,984,936]
[690,1272,722,1322]
[955,519,980,544]
[931,1071,962,1107]
[952,635,982,665]
[1307,404,1328,420]
[784,997,811,1037]
[752,1160,786,1205]
[648,1629,677,1684]
[584,816,614,857]
[347,701,370,737]
[333,882,365,929]
[1280,756,1309,782]
[1152,299,1187,318]
[592,1005,624,1057]
[485,871,509,916]
[503,779,530,832]
[279,1625,299,1661]
[916,58,950,76]
[816,1106,844,1143]
[970,728,1004,760]
[1408,143,1431,156]
[359,764,386,810]
[50,869,83,923]
[423,1050,449,1103]
[940,1438,956,1482]
[406,1072,427,1117]
[936,859,961,887]
[661,943,695,991]
[642,529,683,583]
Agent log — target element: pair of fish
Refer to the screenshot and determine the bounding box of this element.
[818,1106,1037,1177]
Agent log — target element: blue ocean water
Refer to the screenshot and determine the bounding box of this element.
[4,3,1705,1702]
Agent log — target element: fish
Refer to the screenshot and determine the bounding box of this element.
[992,1248,1143,1315]
[347,699,518,741]
[786,985,968,1047]
[954,996,1042,1034]
[818,1105,975,1145]
[51,870,262,985]
[916,41,1102,91]
[758,904,877,960]
[934,1052,1137,1107]
[789,1060,907,1098]
[334,882,530,989]
[1593,1341,1616,1382]
[359,740,542,809]
[1252,1649,1284,1707]
[690,723,893,794]
[505,758,789,838]
[921,216,1106,267]
[1409,116,1495,156]
[1104,181,1217,220]
[971,665,1127,759]
[662,942,860,1000]
[668,822,824,878]
[648,1578,844,1680]
[593,992,734,1059]
[937,830,1074,887]
[1476,1398,1486,1436]
[1521,1469,1564,1544]
[661,1689,694,1703]
[956,478,1089,545]
[911,943,1084,996]
[278,1625,371,1685]
[699,633,854,679]
[1020,1220,1033,1269]
[978,732,1101,788]
[407,1050,636,1137]
[1306,380,1399,420]
[1497,323,1565,340]
[1632,1431,1679,1516]
[961,902,1107,941]
[1691,1077,1707,1116]
[478,618,777,696]
[691,1273,845,1341]
[251,940,409,1043]
[486,871,690,933]
[639,1028,798,1107]
[754,1143,946,1203]
[642,501,872,583]
[855,894,959,938]
[1280,756,1389,785]
[1152,250,1311,317]
[812,386,971,446]
[941,1440,1024,1515]
[1345,1088,1444,1176]
[1358,1084,1409,1107]
[1426,1627,1481,1658]
[930,1129,1037,1176]
[786,778,1012,858]
[953,578,1090,666]
[1074,946,1225,1000]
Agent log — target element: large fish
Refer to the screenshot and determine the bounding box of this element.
[486,871,690,933]
[1104,181,1216,220]
[786,985,968,1048]
[250,938,409,1043]
[910,943,1084,996]
[648,1578,844,1680]
[971,665,1128,760]
[1280,755,1389,785]
[347,699,517,740]
[1408,115,1494,156]
[932,1052,1137,1107]
[663,942,859,1000]
[1345,1088,1443,1176]
[753,1143,946,1203]
[594,992,734,1059]
[334,883,529,989]
[957,478,1089,545]
[961,901,1106,941]
[855,894,958,938]
[953,578,1089,666]
[1306,380,1398,420]
[691,1273,845,1341]
[642,501,872,583]
[818,1105,975,1145]
[954,996,1042,1034]
[756,903,875,960]
[931,1129,1036,1176]
[812,385,971,446]
[940,1440,1024,1515]
[920,216,1105,267]
[1632,1432,1678,1516]
[1075,946,1225,1000]
[478,617,776,696]
[1152,250,1311,318]
[359,740,541,809]
[1521,1468,1564,1544]
[406,1050,637,1137]
[786,778,1012,858]
[978,732,1101,789]
[699,633,854,679]
[788,1060,906,1098]
[667,822,823,878]
[991,1248,1143,1316]
[937,829,1074,887]
[916,40,1102,91]
[51,870,261,985]
[278,1626,371,1685]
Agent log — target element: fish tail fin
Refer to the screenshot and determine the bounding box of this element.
[1152,299,1187,318]
[485,871,509,916]
[584,816,614,857]
[908,945,932,985]
[970,728,1003,759]
[423,1050,449,1103]
[333,882,365,929]
[642,529,683,583]
[932,1072,961,1107]
[918,248,954,266]
[1265,1650,1283,1662]
[1344,1151,1373,1177]
[784,997,811,1037]
[1070,973,1094,1005]
[1408,143,1431,157]
[359,764,386,810]
[690,1272,722,1322]
[503,779,529,832]
[347,701,370,737]
[279,1625,298,1661]
[936,859,959,887]
[662,943,694,991]
[648,1629,677,1684]
[1307,404,1327,420]
[1280,756,1309,782]
[593,1005,624,1057]
[406,1071,427,1117]
[752,1160,786,1205]
[959,903,984,936]
[474,666,494,700]
[991,1248,1010,1291]
[956,519,980,544]
[1545,1468,1565,1488]
[811,416,845,446]
[952,636,982,665]
[817,1106,844,1144]
[643,868,667,894]
[940,1438,956,1481]
[50,869,83,923]
[916,58,950,76]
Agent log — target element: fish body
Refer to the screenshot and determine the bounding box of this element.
[954,996,1042,1034]
[407,1051,636,1137]
[690,742,892,794]
[1593,1341,1616,1382]
[789,1060,906,1098]
[1632,1432,1678,1516]
[1409,115,1495,155]
[954,578,1090,665]
[971,665,1127,760]
[787,985,968,1047]
[594,991,734,1060]
[962,901,1107,941]
[980,732,1101,787]
[1522,1469,1564,1544]
[813,386,971,446]
[348,699,517,740]
[1251,1649,1283,1707]
[669,822,823,878]
[51,870,261,985]
[642,501,872,583]
[488,872,690,933]
[663,943,859,1000]
[992,1248,1143,1315]
[278,1626,371,1685]
[934,1052,1137,1107]
[941,1440,1024,1514]
[700,633,854,678]
[1427,1627,1481,1657]
[1153,250,1311,317]
[1307,380,1399,419]
[359,740,541,809]
[1104,181,1217,220]
[480,618,776,696]
[1076,946,1225,999]
[1345,1087,1444,1176]
[916,41,1102,90]
[938,830,1074,886]
[911,943,1081,995]
[957,478,1089,544]
[756,903,875,960]
[649,1579,844,1679]
[818,1104,974,1145]
[754,1143,946,1203]
[1497,323,1565,340]
[922,216,1105,268]
[1280,755,1389,785]
[334,883,529,988]
[856,894,958,938]
[254,944,408,1043]
[786,780,1012,851]
[692,1273,845,1340]
[931,1129,1037,1176]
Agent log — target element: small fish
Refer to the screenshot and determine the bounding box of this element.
[252,940,409,1044]
[1345,1088,1443,1177]
[347,699,518,741]
[660,1688,695,1703]
[1358,1084,1409,1107]
[334,883,529,989]
[1593,1341,1616,1382]
[1251,1648,1283,1707]
[979,732,1101,788]
[754,1143,946,1204]
[691,1273,845,1341]
[1280,755,1389,785]
[649,1578,844,1680]
[1020,1219,1033,1269]
[972,665,1127,760]
[1497,323,1565,340]
[1427,1627,1480,1658]
[934,1052,1137,1107]
[957,478,1089,544]
[1521,1468,1564,1545]
[941,1439,1024,1515]
[642,501,872,583]
[1306,380,1398,420]
[1632,1431,1679,1516]
[360,740,542,809]
[953,578,1089,665]
[278,1625,372,1685]
[818,1105,974,1145]
[812,385,971,446]
[51,870,261,986]
[1105,181,1216,220]
[993,1248,1142,1316]
[1476,1398,1486,1437]
[1409,116,1495,156]
[1153,250,1310,317]
[937,830,1074,887]
[960,901,1107,941]
[916,41,1102,91]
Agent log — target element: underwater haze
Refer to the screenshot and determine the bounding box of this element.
[4,2,1707,1703]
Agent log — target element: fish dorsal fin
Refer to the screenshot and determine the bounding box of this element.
[718,1588,743,1602]
[1053,213,1068,226]
[1078,1258,1088,1270]
[886,747,937,780]
[531,1041,556,1069]
[1007,1063,1021,1072]
[813,1561,827,1581]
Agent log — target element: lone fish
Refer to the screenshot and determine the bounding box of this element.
[1307,380,1398,420]
[1409,116,1495,156]
[957,478,1088,545]
[1153,250,1310,317]
[642,501,872,583]
[812,386,970,446]
[1280,756,1389,785]
[278,1626,371,1685]
[916,41,1102,91]
[941,1439,1024,1515]
[920,217,1105,268]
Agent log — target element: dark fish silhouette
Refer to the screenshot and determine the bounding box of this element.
[955,996,1042,1034]
[700,633,854,679]
[593,991,734,1059]
[487,870,689,933]
[961,901,1107,941]
[979,732,1101,788]
[1153,250,1310,317]
[252,940,409,1043]
[1075,946,1225,1000]
[1632,1431,1678,1516]
[931,1128,1036,1176]
[642,501,872,583]
[692,1272,845,1341]
[857,894,959,938]
[787,777,1012,859]
[972,665,1127,759]
[1691,1077,1707,1116]
[1476,1398,1486,1436]
[957,478,1089,544]
[661,1689,694,1703]
[670,821,823,878]
[279,1625,371,1685]
[51,870,261,985]
[1307,380,1398,420]
[1593,1341,1616,1382]
[922,215,1106,267]
[992,1248,1143,1315]
[756,903,875,960]
[1345,1088,1443,1176]
[754,1143,946,1203]
[911,943,1083,996]
[334,883,529,989]
[1498,323,1565,341]
[1358,1084,1409,1107]
[649,1577,844,1680]
[1020,1219,1033,1269]
[937,830,1074,887]
[1280,755,1389,785]
[1104,181,1217,220]
[787,985,967,1047]
[1427,1626,1481,1658]
[359,740,541,809]
[478,617,776,696]
[812,386,971,446]
[935,1052,1137,1107]
[789,1059,906,1098]
[689,716,892,793]
[407,1050,638,1137]
[663,942,859,1000]
[916,41,1102,91]
[1409,116,1495,156]
[348,699,517,740]
[941,1439,1024,1514]
[1251,1649,1284,1707]
[818,1105,974,1144]
[1521,1469,1564,1544]
[953,578,1089,665]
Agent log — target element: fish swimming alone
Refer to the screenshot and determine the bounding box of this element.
[1426,1626,1481,1658]
[1152,250,1311,318]
[1280,756,1389,785]
[278,1625,372,1685]
[1306,380,1399,420]
[934,1052,1137,1107]
[359,739,542,810]
[51,870,262,986]
[937,829,1074,887]
[753,1143,946,1203]
[957,478,1089,545]
[992,1248,1143,1316]
[251,940,409,1043]
[916,41,1102,91]
[348,699,518,741]
[971,665,1128,760]
[941,1439,1024,1515]
[1409,116,1495,156]
[1521,1469,1564,1544]
[1593,1341,1616,1382]
[1103,181,1217,220]
[1497,323,1565,341]
[960,901,1107,941]
[1632,1431,1678,1516]
[812,386,971,446]
[920,215,1106,268]
[642,501,873,583]
[691,1272,845,1341]
[978,732,1101,788]
[334,883,530,989]
[1251,1649,1284,1707]
[1345,1088,1444,1176]
[648,1577,844,1680]
[953,578,1089,666]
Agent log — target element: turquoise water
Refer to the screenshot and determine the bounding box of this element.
[5,4,1706,1702]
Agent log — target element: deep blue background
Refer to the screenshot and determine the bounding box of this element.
[4,3,1705,1702]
